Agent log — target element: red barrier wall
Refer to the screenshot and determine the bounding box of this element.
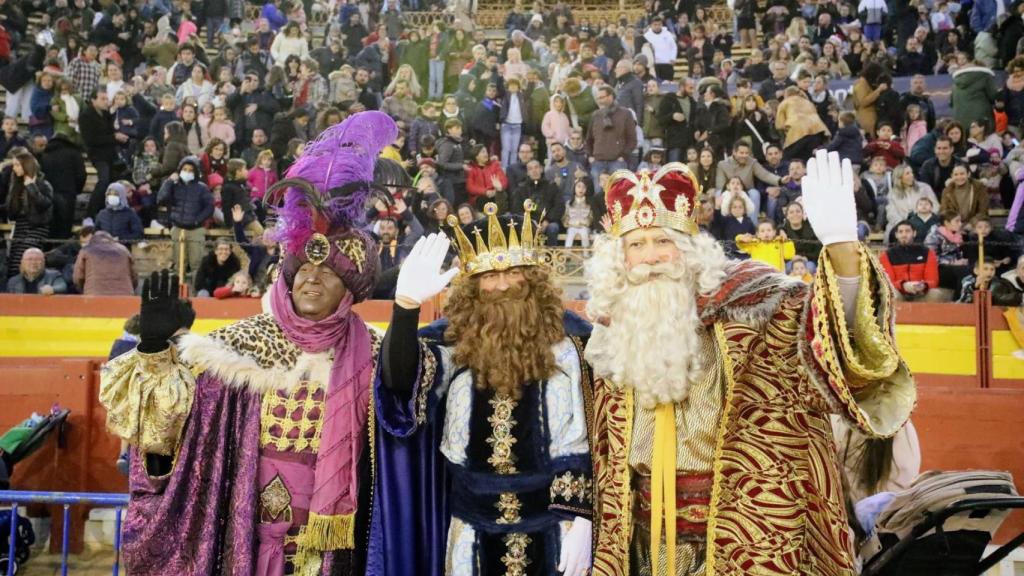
[1,295,1022,548]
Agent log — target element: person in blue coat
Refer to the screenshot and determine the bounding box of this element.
[95,182,144,243]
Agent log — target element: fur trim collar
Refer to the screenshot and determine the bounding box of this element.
[177,332,333,394]
[697,260,807,328]
[174,312,382,395]
[952,65,995,78]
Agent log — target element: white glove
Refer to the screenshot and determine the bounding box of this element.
[395,233,459,305]
[802,149,859,246]
[557,517,592,576]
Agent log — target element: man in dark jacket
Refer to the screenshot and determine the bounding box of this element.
[5,248,67,295]
[202,0,229,46]
[45,225,93,291]
[909,118,952,172]
[613,58,645,121]
[227,72,280,148]
[696,85,733,157]
[353,37,389,91]
[0,117,26,159]
[657,77,697,163]
[999,1,1024,66]
[586,86,637,193]
[79,89,123,218]
[355,67,381,111]
[919,137,957,200]
[900,75,937,131]
[371,201,425,299]
[506,142,534,194]
[599,24,626,63]
[39,131,87,239]
[91,9,139,69]
[269,108,312,158]
[157,156,214,278]
[436,118,468,205]
[758,60,795,102]
[511,160,563,246]
[237,38,270,83]
[544,142,580,203]
[193,239,241,296]
[341,12,370,58]
[0,43,44,123]
[311,39,345,77]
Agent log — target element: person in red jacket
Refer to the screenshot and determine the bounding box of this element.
[863,121,906,168]
[881,220,950,301]
[464,143,508,209]
[212,270,260,299]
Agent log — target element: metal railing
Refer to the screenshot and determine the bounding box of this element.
[0,491,130,576]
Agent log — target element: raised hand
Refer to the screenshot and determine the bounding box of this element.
[395,234,459,307]
[138,270,185,353]
[802,149,858,246]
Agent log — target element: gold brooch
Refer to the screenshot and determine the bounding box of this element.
[304,233,331,266]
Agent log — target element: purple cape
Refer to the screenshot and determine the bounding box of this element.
[367,337,450,576]
[124,373,262,574]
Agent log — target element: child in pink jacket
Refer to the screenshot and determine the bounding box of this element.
[247,149,278,201]
[541,94,572,147]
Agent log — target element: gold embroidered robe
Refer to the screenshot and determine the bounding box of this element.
[591,247,917,576]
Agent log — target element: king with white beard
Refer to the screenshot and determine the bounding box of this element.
[584,152,918,576]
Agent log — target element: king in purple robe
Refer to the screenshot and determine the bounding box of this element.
[99,111,399,576]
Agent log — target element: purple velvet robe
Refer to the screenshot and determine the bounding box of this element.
[124,373,262,574]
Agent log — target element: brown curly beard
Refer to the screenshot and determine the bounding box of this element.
[444,266,565,399]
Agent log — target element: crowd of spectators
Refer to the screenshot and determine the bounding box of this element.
[0,0,1023,304]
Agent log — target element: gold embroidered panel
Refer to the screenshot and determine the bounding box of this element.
[486,393,519,474]
[500,533,532,576]
[260,382,325,453]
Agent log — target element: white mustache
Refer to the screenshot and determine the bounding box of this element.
[625,262,685,284]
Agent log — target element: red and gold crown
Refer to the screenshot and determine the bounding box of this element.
[605,162,701,237]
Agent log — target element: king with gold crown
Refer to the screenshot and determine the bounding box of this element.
[370,201,597,576]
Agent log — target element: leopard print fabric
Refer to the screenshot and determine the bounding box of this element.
[206,313,302,369]
[204,312,383,370]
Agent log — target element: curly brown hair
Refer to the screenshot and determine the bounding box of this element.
[443,266,565,399]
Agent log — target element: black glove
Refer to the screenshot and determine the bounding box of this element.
[138,269,187,354]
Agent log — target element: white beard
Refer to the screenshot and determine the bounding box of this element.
[586,261,707,410]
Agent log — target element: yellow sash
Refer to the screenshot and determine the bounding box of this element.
[650,403,677,575]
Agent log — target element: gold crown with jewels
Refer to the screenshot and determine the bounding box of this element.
[447,201,540,276]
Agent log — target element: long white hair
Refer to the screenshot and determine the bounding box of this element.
[584,230,730,409]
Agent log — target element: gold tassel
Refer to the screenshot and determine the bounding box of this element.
[291,544,323,576]
[297,512,356,551]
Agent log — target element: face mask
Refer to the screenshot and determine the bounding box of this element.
[106,195,120,207]
[180,171,195,183]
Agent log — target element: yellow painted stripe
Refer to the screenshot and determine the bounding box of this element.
[0,316,396,358]
[0,316,982,376]
[894,325,976,376]
[992,331,1024,380]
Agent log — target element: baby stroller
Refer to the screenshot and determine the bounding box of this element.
[859,470,1024,576]
[0,408,70,574]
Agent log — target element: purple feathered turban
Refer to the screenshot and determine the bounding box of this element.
[268,111,398,302]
